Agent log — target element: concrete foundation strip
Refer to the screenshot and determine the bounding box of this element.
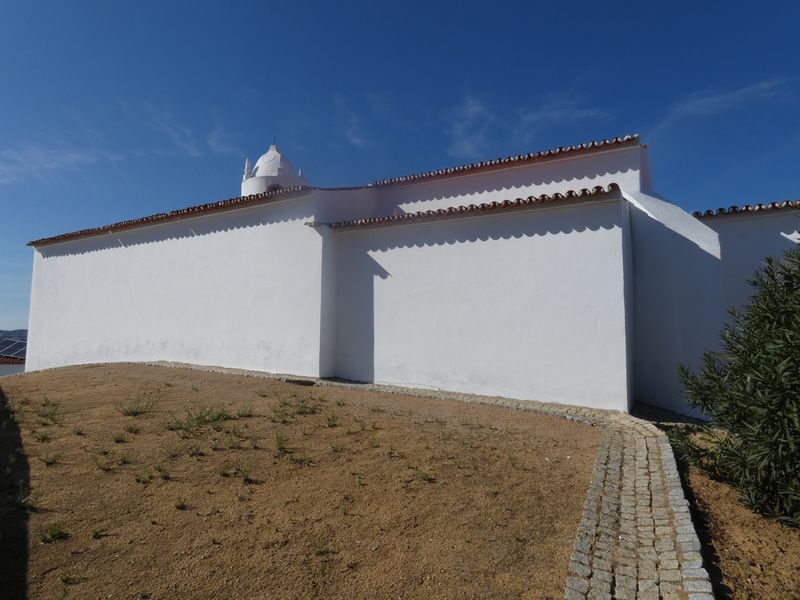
[10,362,715,599]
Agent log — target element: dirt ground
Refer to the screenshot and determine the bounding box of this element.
[0,364,600,600]
[686,467,800,600]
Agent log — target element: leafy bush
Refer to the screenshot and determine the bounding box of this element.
[678,249,800,523]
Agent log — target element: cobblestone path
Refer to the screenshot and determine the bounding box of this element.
[565,414,713,600]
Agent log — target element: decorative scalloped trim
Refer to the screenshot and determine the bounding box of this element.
[28,186,310,247]
[693,200,800,219]
[326,184,620,230]
[368,135,639,187]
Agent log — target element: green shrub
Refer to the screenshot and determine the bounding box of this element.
[678,249,800,523]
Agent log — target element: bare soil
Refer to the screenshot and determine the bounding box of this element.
[686,467,800,600]
[0,364,600,600]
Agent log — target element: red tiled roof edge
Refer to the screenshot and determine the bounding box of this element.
[693,200,800,219]
[0,355,25,365]
[368,135,640,188]
[28,185,312,247]
[323,183,621,230]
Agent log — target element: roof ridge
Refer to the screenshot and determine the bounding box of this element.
[693,200,800,219]
[28,185,311,247]
[368,135,639,188]
[28,134,639,247]
[323,183,621,230]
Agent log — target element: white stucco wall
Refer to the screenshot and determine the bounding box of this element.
[631,206,799,415]
[373,146,644,215]
[26,194,328,376]
[332,197,633,410]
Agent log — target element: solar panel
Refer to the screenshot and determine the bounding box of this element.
[0,338,26,359]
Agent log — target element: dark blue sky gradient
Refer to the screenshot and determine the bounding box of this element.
[1,1,798,326]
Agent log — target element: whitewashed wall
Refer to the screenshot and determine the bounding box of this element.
[332,198,633,410]
[631,207,799,416]
[374,146,645,215]
[26,194,328,376]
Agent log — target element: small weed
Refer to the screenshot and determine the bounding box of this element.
[291,453,314,466]
[96,460,114,473]
[135,472,152,484]
[335,399,346,407]
[167,448,180,460]
[330,443,344,453]
[210,439,222,452]
[275,433,287,453]
[124,424,140,435]
[327,414,339,428]
[73,427,86,436]
[314,545,332,557]
[38,454,59,467]
[113,434,127,444]
[156,465,170,480]
[168,405,233,433]
[175,499,188,510]
[36,431,51,443]
[91,528,109,540]
[237,405,254,418]
[256,390,269,398]
[227,426,247,439]
[295,398,319,416]
[40,523,68,543]
[98,448,111,456]
[60,573,80,585]
[37,398,60,423]
[116,454,131,466]
[117,399,154,418]
[16,484,38,512]
[219,466,235,478]
[237,467,256,484]
[416,470,436,483]
[187,445,205,457]
[228,438,242,450]
[272,399,293,424]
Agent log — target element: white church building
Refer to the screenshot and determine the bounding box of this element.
[25,135,799,416]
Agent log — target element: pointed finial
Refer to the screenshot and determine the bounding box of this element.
[243,158,251,181]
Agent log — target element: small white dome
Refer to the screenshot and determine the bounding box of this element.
[241,143,307,196]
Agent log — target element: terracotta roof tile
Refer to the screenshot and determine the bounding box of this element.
[0,355,24,365]
[368,135,639,188]
[324,184,620,230]
[28,134,638,247]
[28,186,310,247]
[693,200,800,219]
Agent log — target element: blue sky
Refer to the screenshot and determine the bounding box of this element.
[1,1,799,328]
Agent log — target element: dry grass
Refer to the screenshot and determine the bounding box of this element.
[0,364,600,599]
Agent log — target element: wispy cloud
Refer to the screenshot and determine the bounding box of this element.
[444,93,608,160]
[0,101,243,185]
[334,95,370,148]
[207,125,243,156]
[139,102,204,157]
[446,95,497,159]
[0,142,123,184]
[648,78,791,139]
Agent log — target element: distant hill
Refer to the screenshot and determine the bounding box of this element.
[0,329,27,341]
